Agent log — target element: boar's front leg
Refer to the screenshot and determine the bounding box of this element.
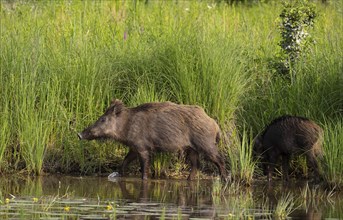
[137,149,150,180]
[121,150,137,176]
[267,149,281,182]
[187,148,199,180]
[267,163,274,182]
[306,152,321,183]
[266,152,276,182]
[282,154,290,181]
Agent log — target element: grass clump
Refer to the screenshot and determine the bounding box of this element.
[322,120,343,189]
[227,130,256,185]
[274,192,296,219]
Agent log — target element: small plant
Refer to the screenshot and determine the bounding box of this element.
[274,192,296,219]
[227,129,256,185]
[277,0,317,75]
[212,178,225,205]
[160,207,166,220]
[153,152,170,178]
[300,182,336,206]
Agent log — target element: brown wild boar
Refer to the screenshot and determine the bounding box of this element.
[78,99,228,181]
[254,115,323,182]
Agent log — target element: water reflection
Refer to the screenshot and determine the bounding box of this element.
[0,175,342,219]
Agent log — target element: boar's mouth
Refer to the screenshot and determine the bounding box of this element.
[77,132,110,141]
[77,133,84,140]
[77,131,95,140]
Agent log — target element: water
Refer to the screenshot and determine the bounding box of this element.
[0,175,342,219]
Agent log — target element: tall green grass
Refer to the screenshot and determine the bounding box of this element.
[322,120,343,188]
[227,129,256,185]
[0,1,342,186]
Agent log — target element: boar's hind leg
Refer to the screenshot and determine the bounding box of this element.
[121,150,137,176]
[187,148,199,180]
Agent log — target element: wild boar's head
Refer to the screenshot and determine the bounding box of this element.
[253,134,264,156]
[78,99,124,140]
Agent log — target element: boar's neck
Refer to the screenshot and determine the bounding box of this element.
[114,110,131,145]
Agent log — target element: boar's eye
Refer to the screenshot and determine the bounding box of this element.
[100,117,106,123]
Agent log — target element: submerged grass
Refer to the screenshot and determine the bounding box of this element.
[274,192,296,219]
[0,0,342,186]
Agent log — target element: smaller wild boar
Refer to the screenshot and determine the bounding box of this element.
[78,99,228,181]
[254,115,323,182]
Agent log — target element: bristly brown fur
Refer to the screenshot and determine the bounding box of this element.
[79,99,228,181]
[255,115,323,182]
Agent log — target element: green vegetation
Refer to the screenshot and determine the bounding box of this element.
[322,120,343,188]
[0,1,342,187]
[277,0,317,74]
[227,129,256,185]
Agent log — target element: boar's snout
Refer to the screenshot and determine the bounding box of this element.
[77,129,96,140]
[253,135,263,153]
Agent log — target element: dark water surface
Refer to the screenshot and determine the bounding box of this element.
[0,175,342,219]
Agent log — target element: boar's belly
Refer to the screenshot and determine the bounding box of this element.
[148,131,191,151]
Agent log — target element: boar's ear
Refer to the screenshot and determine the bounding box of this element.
[110,99,124,115]
[111,99,122,105]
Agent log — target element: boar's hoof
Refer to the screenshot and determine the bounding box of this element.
[108,172,121,181]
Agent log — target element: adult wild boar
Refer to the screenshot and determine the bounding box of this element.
[254,115,323,182]
[78,99,227,181]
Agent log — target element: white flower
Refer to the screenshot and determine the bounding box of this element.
[207,4,215,9]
